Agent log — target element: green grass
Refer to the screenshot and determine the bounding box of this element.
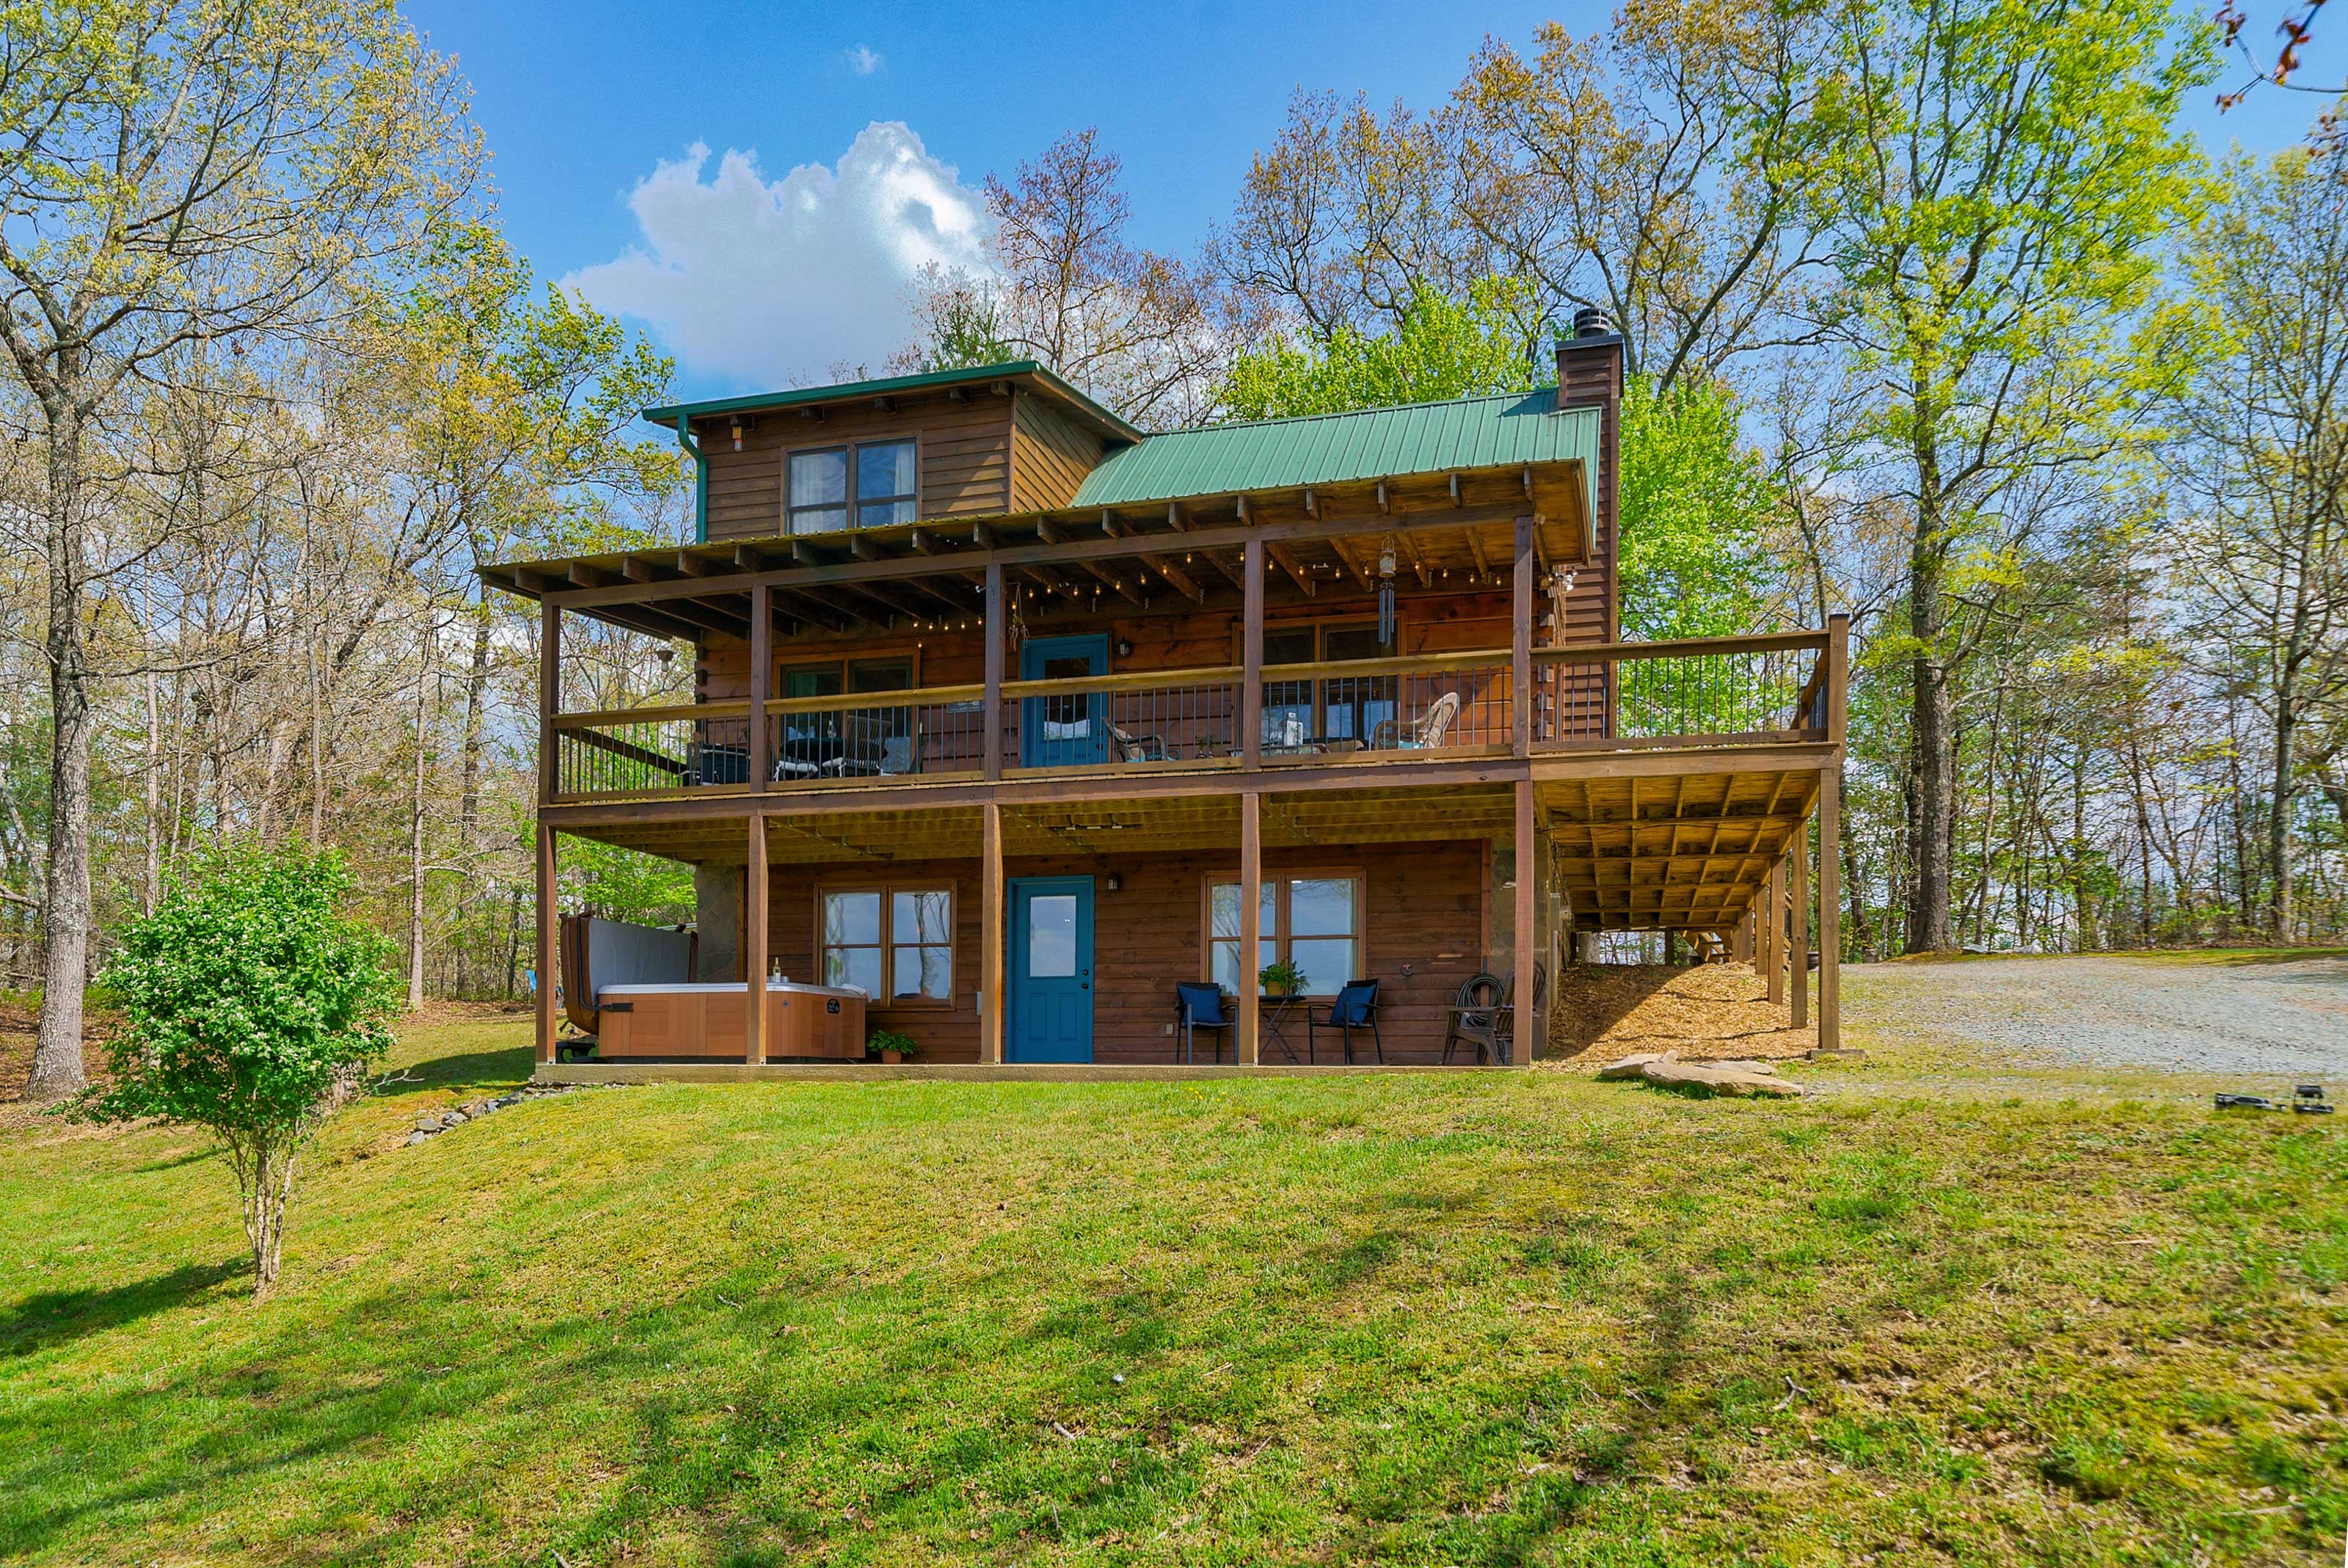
[4,1015,2346,1565]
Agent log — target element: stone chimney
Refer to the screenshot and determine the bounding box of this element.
[1556,307,1624,646]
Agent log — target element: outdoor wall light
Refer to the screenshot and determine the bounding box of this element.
[1115,638,1134,658]
[729,417,743,451]
[1105,873,1123,891]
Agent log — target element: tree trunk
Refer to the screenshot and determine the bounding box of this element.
[2269,693,2296,941]
[1907,550,1957,953]
[30,401,92,1103]
[458,597,492,845]
[406,618,436,1013]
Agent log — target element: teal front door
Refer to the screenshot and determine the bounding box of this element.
[1020,634,1109,767]
[1007,876,1094,1062]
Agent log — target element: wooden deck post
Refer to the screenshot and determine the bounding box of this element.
[748,584,772,792]
[744,812,768,1065]
[1764,856,1786,1006]
[1514,776,1537,1065]
[1790,826,1811,1030]
[1818,770,1842,1050]
[1242,539,1264,770]
[1512,514,1535,755]
[982,564,1004,781]
[1820,610,1848,1050]
[1239,789,1261,1064]
[981,801,1005,1062]
[538,597,560,804]
[534,823,556,1065]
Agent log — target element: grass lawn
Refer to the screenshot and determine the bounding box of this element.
[3,1012,2345,1565]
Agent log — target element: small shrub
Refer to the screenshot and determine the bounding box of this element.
[79,844,397,1297]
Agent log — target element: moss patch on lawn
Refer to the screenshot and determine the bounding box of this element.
[1,1017,2342,1564]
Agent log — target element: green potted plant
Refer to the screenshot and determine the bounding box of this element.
[867,1027,918,1065]
[1258,958,1306,999]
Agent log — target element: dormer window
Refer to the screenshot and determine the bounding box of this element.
[787,438,917,534]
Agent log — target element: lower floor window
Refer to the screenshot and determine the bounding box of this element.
[821,886,954,1002]
[1206,874,1361,994]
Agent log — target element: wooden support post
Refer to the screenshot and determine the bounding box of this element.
[538,597,560,803]
[748,584,772,792]
[1764,856,1786,1006]
[1514,776,1537,1066]
[1819,610,1848,1049]
[1664,929,1679,966]
[982,801,1005,1062]
[533,824,556,1065]
[982,564,1005,781]
[1818,767,1842,1051]
[1242,539,1264,770]
[1790,827,1811,1030]
[744,813,768,1065]
[1512,514,1535,755]
[1239,789,1261,1063]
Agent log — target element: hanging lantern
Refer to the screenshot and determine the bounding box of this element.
[1376,534,1399,652]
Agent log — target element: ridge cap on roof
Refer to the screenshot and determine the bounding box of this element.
[1139,384,1564,442]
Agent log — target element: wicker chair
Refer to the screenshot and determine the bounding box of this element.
[1443,963,1546,1065]
[1371,690,1461,751]
[1110,723,1172,762]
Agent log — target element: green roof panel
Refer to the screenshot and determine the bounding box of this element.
[1071,390,1599,517]
[641,360,1144,445]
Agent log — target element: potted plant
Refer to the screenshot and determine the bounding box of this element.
[867,1027,918,1065]
[1258,958,1306,999]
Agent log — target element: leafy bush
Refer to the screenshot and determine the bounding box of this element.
[80,844,397,1297]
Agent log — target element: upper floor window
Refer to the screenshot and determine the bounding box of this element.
[787,438,917,534]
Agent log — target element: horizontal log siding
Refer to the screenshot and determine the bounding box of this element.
[696,580,1611,699]
[1009,390,1110,511]
[690,575,1614,754]
[699,393,1016,542]
[765,840,1490,1065]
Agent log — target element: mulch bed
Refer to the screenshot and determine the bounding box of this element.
[1545,961,1820,1067]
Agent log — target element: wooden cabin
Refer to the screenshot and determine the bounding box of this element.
[483,316,1848,1076]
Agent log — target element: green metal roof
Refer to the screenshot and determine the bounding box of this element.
[1070,389,1599,516]
[641,360,1144,445]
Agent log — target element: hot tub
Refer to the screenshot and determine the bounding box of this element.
[594,981,869,1061]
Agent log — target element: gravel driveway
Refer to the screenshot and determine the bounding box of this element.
[1844,955,2348,1081]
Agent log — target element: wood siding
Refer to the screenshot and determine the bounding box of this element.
[696,580,1614,701]
[1009,390,1111,511]
[762,841,1490,1065]
[699,393,1016,542]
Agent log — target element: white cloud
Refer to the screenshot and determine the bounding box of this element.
[846,44,883,75]
[565,123,994,387]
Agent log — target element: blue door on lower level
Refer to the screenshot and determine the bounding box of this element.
[1008,875,1094,1062]
[1020,633,1110,767]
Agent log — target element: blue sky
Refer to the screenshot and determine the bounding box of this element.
[406,0,2325,404]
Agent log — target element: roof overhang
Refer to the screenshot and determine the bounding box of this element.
[641,360,1145,448]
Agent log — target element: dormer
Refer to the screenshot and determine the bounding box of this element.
[647,361,1143,544]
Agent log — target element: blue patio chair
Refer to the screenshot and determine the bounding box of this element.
[1175,982,1233,1063]
[1307,978,1382,1063]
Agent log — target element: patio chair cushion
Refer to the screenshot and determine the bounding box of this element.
[1175,982,1228,1026]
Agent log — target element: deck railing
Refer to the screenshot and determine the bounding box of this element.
[543,630,1834,801]
[553,703,751,798]
[1534,631,1827,748]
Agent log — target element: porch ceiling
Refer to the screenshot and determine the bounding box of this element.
[1539,766,1821,933]
[561,783,1519,867]
[480,462,1589,646]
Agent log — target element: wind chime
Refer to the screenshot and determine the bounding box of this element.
[1376,533,1399,652]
